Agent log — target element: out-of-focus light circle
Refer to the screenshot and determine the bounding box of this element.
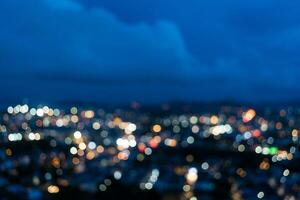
[114,171,122,180]
[257,191,264,199]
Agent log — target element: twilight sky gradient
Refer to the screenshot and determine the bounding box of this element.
[0,0,300,104]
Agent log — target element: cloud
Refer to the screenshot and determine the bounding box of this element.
[85,0,300,89]
[0,0,195,83]
[0,0,300,103]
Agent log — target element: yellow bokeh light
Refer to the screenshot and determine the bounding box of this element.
[210,115,218,125]
[47,185,59,193]
[152,124,162,133]
[84,110,94,119]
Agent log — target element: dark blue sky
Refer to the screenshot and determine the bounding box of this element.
[1,0,300,104]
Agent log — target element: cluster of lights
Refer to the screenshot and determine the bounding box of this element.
[8,133,22,141]
[99,179,112,192]
[140,169,159,190]
[28,132,41,141]
[116,136,137,149]
[255,146,278,155]
[209,124,232,135]
[186,167,198,185]
[242,109,256,123]
[2,104,300,200]
[7,104,29,114]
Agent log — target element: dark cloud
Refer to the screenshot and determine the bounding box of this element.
[0,0,299,103]
[0,0,195,81]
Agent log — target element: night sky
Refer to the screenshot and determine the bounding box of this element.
[1,0,300,104]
